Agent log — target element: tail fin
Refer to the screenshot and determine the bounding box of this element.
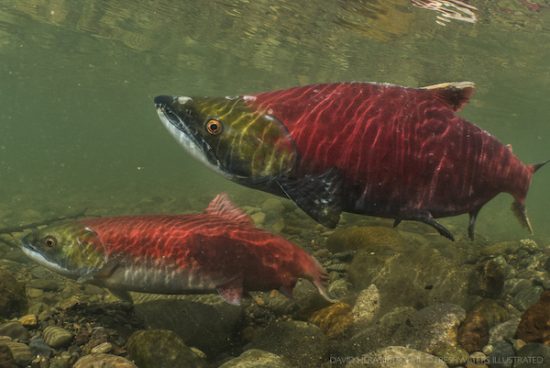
[531,160,550,174]
[511,201,533,234]
[512,160,548,233]
[310,257,338,303]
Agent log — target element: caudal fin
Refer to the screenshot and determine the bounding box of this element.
[511,160,548,233]
[511,201,533,234]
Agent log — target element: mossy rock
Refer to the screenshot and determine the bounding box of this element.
[326,226,405,253]
[127,329,206,368]
[0,269,26,318]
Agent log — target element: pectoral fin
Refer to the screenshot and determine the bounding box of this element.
[216,276,244,305]
[277,168,343,228]
[76,257,121,284]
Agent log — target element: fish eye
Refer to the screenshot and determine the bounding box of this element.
[42,235,57,248]
[205,119,223,135]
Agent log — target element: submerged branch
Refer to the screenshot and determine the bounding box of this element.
[0,208,88,235]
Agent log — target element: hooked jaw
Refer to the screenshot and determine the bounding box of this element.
[154,95,229,178]
[20,234,75,277]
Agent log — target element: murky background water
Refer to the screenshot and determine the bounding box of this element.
[1,0,549,241]
[1,1,550,367]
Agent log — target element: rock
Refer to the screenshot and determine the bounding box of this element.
[328,279,351,299]
[261,198,285,214]
[489,318,521,345]
[246,320,328,368]
[466,352,488,368]
[49,352,72,368]
[291,279,331,318]
[515,290,550,344]
[91,341,113,354]
[29,337,55,358]
[219,349,293,368]
[352,284,380,326]
[309,302,353,338]
[73,353,137,368]
[513,338,527,351]
[345,346,448,368]
[487,341,514,368]
[132,294,242,356]
[127,329,206,368]
[26,279,61,291]
[25,287,44,298]
[512,286,543,311]
[469,299,509,328]
[0,321,29,342]
[468,258,506,298]
[43,326,74,348]
[432,343,469,367]
[326,226,405,253]
[18,314,37,328]
[2,341,32,366]
[0,344,16,368]
[392,303,466,354]
[458,310,489,353]
[348,239,471,309]
[0,269,27,318]
[251,212,266,225]
[514,343,550,368]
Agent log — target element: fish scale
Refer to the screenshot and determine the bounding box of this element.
[20,194,333,305]
[155,81,546,240]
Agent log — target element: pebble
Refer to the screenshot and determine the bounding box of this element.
[25,287,44,298]
[49,352,72,368]
[0,344,16,368]
[488,318,520,344]
[73,353,137,368]
[0,321,29,342]
[487,341,514,368]
[29,337,55,358]
[251,212,266,225]
[43,326,74,348]
[91,342,113,354]
[516,290,550,344]
[27,279,61,291]
[512,286,543,311]
[513,339,526,351]
[466,352,488,368]
[18,314,37,328]
[309,302,353,337]
[346,346,447,368]
[328,279,351,299]
[514,343,550,368]
[219,349,292,368]
[457,309,489,353]
[3,341,32,366]
[351,284,380,326]
[431,343,469,366]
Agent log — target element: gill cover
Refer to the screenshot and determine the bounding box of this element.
[155,95,297,182]
[20,222,106,278]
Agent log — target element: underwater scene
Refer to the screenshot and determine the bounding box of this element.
[1,0,550,367]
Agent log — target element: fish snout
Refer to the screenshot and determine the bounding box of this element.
[154,95,176,109]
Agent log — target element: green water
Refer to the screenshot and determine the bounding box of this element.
[1,0,549,240]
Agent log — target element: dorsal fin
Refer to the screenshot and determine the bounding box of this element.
[205,193,253,225]
[421,81,475,111]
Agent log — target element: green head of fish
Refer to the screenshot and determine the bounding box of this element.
[154,95,297,184]
[20,222,106,279]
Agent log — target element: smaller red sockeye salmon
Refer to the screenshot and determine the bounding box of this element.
[20,194,332,305]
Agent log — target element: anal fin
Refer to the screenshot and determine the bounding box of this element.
[277,168,343,228]
[216,275,244,305]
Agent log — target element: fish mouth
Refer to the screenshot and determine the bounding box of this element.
[20,235,75,277]
[154,95,229,177]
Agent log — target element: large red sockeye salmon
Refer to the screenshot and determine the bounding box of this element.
[20,194,332,305]
[154,82,546,240]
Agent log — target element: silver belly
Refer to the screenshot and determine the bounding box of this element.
[100,264,218,294]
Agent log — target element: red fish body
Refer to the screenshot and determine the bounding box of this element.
[154,82,545,240]
[21,194,330,305]
[247,82,539,238]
